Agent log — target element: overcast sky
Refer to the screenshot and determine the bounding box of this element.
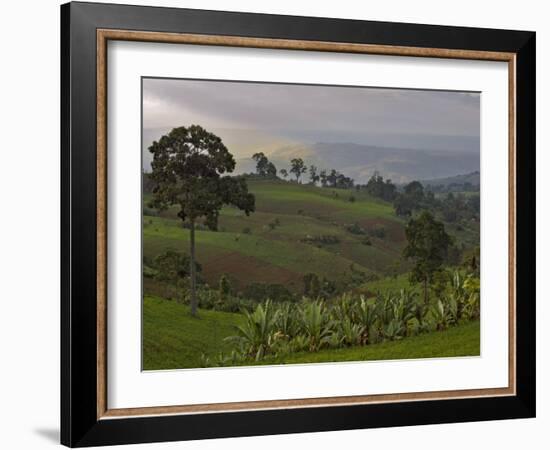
[143,77,479,142]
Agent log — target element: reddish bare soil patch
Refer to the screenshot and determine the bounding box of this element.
[355,217,406,242]
[203,252,303,291]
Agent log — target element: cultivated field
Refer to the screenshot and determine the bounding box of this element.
[142,177,480,369]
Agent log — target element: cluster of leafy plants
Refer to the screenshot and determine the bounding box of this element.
[300,234,341,245]
[201,270,479,366]
[344,223,367,235]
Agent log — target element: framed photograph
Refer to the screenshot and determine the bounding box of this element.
[61,2,536,447]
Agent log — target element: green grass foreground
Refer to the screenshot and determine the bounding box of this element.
[262,320,480,365]
[143,295,480,370]
[143,296,244,370]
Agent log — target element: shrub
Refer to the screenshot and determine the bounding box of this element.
[301,235,340,245]
[221,278,479,363]
[243,282,294,303]
[276,302,300,338]
[368,225,386,239]
[361,237,372,246]
[338,318,362,346]
[225,300,280,360]
[299,301,333,351]
[218,274,232,304]
[354,296,378,344]
[242,227,252,234]
[344,223,366,235]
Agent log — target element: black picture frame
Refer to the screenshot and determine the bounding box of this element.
[61,1,536,447]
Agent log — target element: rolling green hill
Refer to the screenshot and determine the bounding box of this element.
[143,178,410,294]
[143,296,245,370]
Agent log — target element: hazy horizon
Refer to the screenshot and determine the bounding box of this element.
[142,78,480,183]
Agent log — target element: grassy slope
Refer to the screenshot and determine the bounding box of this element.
[143,296,480,370]
[143,179,408,292]
[143,296,244,370]
[263,320,480,365]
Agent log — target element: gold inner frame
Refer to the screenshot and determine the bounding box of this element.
[96,29,517,420]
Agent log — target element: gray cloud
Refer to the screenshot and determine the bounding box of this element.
[142,78,480,181]
[143,77,480,142]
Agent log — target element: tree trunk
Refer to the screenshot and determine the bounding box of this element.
[189,219,198,317]
[423,278,428,305]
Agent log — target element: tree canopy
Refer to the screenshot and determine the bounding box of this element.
[403,210,452,303]
[149,125,255,315]
[290,158,307,182]
[252,152,277,178]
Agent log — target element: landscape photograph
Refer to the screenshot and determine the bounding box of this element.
[141,78,481,370]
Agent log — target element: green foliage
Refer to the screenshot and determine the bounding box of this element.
[242,282,294,303]
[325,169,354,189]
[393,180,425,216]
[301,234,340,245]
[299,301,333,351]
[276,302,301,339]
[148,125,255,225]
[218,274,232,303]
[337,318,362,346]
[354,296,378,344]
[344,223,367,235]
[309,165,320,185]
[148,125,256,315]
[303,273,321,298]
[221,278,478,364]
[252,152,277,178]
[290,158,307,182]
[153,249,199,302]
[368,224,386,239]
[144,295,479,369]
[403,211,452,303]
[224,300,280,361]
[361,171,397,202]
[361,237,372,246]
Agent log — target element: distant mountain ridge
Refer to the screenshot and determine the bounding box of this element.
[237,142,480,184]
[143,127,480,184]
[421,171,480,188]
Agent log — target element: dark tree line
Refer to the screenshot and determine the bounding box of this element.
[251,153,355,188]
[252,152,277,178]
[355,171,397,202]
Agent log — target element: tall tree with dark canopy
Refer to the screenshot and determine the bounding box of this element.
[290,158,307,183]
[148,125,255,316]
[309,165,319,185]
[319,169,328,187]
[252,152,277,178]
[403,211,452,304]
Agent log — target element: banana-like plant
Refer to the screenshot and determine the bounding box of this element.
[374,292,394,327]
[290,334,310,353]
[331,293,355,323]
[383,319,405,341]
[463,275,480,319]
[338,318,362,346]
[391,290,416,325]
[431,299,452,331]
[276,302,300,339]
[299,301,333,351]
[354,296,378,344]
[225,300,280,360]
